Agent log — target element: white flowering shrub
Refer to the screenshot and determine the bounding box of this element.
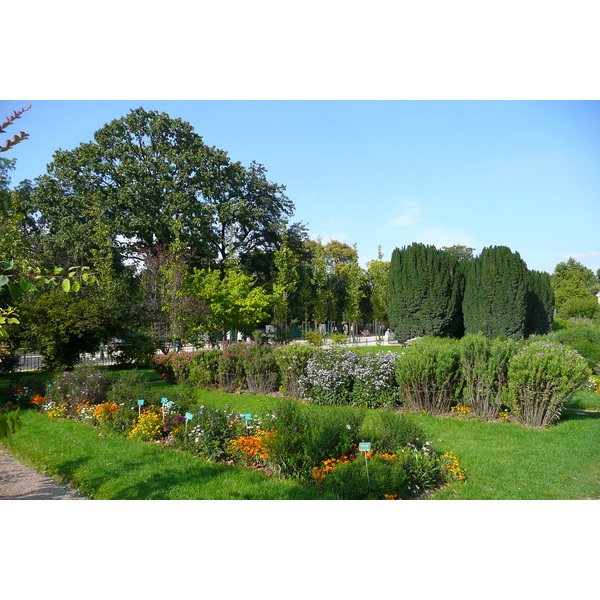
[299,349,400,407]
[352,352,400,408]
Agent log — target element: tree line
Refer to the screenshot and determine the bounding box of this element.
[1,106,599,369]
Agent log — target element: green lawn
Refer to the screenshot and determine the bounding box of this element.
[2,369,599,500]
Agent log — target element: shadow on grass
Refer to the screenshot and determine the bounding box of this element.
[53,451,322,500]
[559,408,600,422]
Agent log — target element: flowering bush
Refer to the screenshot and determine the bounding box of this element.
[351,351,400,408]
[299,350,360,405]
[151,351,195,383]
[45,364,112,416]
[506,340,591,428]
[177,406,246,461]
[128,408,163,442]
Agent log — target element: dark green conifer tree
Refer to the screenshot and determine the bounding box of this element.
[388,243,463,342]
[462,245,529,339]
[525,270,555,336]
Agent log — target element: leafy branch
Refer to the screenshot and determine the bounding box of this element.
[0,104,31,153]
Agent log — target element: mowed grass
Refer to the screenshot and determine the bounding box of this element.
[5,410,330,500]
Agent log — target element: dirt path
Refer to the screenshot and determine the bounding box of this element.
[0,446,85,500]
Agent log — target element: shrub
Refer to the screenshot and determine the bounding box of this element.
[553,327,600,371]
[187,349,222,389]
[359,410,424,455]
[218,343,252,391]
[109,332,157,367]
[395,337,460,415]
[506,340,591,427]
[304,330,324,346]
[321,455,410,500]
[179,406,244,461]
[458,334,522,420]
[242,344,280,394]
[261,398,310,478]
[273,344,317,398]
[300,405,365,470]
[299,350,360,405]
[351,351,400,408]
[45,364,112,416]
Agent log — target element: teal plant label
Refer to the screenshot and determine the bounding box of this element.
[137,399,145,406]
[161,398,168,404]
[167,401,174,408]
[359,442,371,452]
[243,413,252,420]
[185,412,194,421]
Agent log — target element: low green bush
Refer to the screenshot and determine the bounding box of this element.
[187,349,222,388]
[395,337,460,415]
[321,455,409,500]
[553,326,600,371]
[273,344,317,398]
[506,340,591,427]
[359,410,424,454]
[458,334,522,420]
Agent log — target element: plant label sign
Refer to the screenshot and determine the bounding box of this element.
[137,399,145,406]
[185,412,194,421]
[161,398,168,404]
[137,399,144,415]
[359,442,371,453]
[243,413,252,421]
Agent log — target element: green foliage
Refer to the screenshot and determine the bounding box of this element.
[0,406,22,443]
[321,455,409,500]
[462,245,529,339]
[395,337,460,415]
[273,344,317,398]
[458,334,522,420]
[303,329,324,346]
[388,243,463,342]
[261,398,310,478]
[187,349,223,389]
[359,410,425,454]
[110,331,158,367]
[185,268,273,338]
[506,340,591,428]
[242,343,280,394]
[45,364,113,415]
[15,289,119,371]
[525,270,555,335]
[553,327,600,370]
[558,296,600,319]
[551,257,600,313]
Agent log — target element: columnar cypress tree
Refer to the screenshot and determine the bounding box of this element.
[462,245,529,339]
[388,243,463,342]
[525,270,555,336]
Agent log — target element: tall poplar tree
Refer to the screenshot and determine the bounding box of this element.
[462,245,529,339]
[388,243,463,342]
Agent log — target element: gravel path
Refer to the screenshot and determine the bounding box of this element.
[0,446,85,500]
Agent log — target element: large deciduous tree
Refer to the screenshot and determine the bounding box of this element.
[32,107,295,275]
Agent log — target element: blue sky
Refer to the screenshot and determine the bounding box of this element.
[3,100,598,275]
